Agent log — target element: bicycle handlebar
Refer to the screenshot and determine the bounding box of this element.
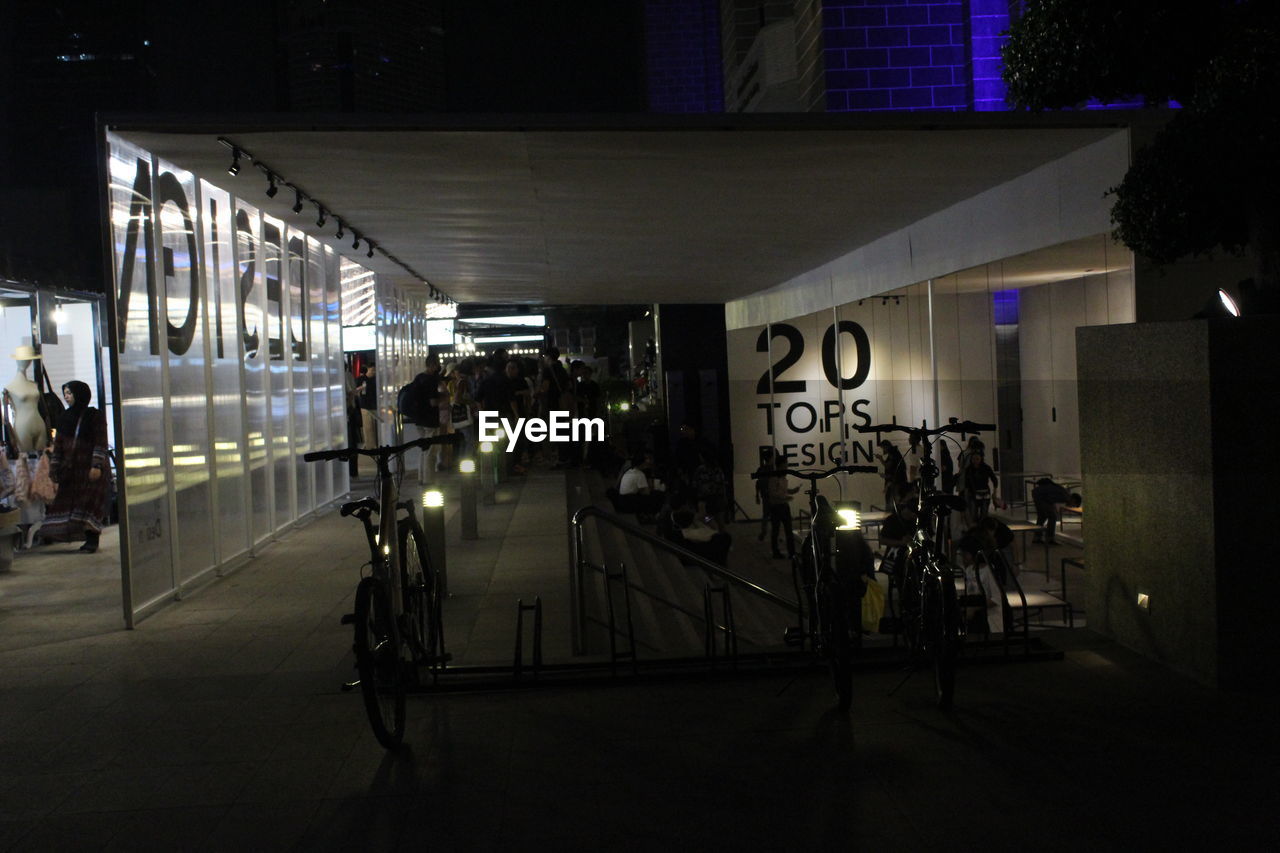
[855,420,995,438]
[751,464,879,481]
[303,432,461,463]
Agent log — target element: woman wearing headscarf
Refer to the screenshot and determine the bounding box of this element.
[40,381,111,552]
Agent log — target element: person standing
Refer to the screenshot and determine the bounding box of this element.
[765,454,799,559]
[39,381,111,553]
[963,450,1003,526]
[504,359,530,474]
[449,359,477,459]
[876,440,907,505]
[355,364,378,450]
[539,348,575,468]
[400,356,443,481]
[753,448,776,542]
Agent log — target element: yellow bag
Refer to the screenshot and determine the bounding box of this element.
[861,578,886,631]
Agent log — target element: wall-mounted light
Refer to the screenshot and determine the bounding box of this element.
[53,303,68,325]
[1218,289,1241,317]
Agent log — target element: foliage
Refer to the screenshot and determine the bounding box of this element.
[1003,0,1280,289]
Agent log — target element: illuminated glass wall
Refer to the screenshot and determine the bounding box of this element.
[107,132,356,625]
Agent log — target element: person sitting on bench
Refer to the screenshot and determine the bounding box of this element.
[612,451,665,517]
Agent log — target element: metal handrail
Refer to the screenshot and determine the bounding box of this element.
[570,505,800,655]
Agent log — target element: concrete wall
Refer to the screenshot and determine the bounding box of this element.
[1077,321,1217,684]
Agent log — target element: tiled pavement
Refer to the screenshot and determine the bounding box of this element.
[1,469,1277,850]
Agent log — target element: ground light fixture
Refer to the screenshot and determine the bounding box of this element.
[1219,288,1241,317]
[422,490,444,508]
[834,502,862,531]
[459,459,476,474]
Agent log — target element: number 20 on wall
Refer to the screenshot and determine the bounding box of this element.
[756,321,870,393]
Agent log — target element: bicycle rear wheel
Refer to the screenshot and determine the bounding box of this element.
[353,576,407,749]
[929,571,960,710]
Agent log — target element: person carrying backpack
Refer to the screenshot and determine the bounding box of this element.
[398,355,443,481]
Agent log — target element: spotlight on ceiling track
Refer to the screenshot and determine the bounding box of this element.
[227,148,241,176]
[315,204,326,228]
[265,172,278,198]
[366,242,375,259]
[291,187,304,214]
[335,219,345,240]
[352,232,360,251]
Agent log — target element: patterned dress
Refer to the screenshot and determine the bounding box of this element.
[40,406,112,541]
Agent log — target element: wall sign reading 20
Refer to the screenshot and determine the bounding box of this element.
[756,321,871,393]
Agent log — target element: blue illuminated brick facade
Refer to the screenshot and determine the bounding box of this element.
[823,0,983,112]
[645,0,725,113]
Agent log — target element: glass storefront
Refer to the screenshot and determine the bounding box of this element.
[105,132,384,625]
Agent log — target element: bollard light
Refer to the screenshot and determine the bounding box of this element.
[480,441,494,454]
[835,501,863,531]
[620,402,631,412]
[459,459,476,474]
[421,488,448,596]
[423,490,444,508]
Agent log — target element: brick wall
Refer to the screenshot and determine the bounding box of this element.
[968,0,1008,111]
[822,0,969,112]
[645,0,725,112]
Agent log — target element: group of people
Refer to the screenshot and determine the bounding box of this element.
[2,346,111,554]
[380,346,605,482]
[610,425,732,566]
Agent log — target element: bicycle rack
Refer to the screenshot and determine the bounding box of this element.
[703,584,738,665]
[603,563,638,676]
[513,596,543,681]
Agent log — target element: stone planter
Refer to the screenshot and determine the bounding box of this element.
[1077,316,1280,689]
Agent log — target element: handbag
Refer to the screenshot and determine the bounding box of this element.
[31,452,58,503]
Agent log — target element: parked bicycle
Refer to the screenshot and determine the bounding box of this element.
[754,462,878,710]
[857,419,994,709]
[304,433,458,749]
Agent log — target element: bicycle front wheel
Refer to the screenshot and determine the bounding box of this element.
[398,518,437,663]
[929,571,960,710]
[353,576,407,749]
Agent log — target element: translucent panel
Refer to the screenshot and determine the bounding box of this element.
[308,237,331,508]
[155,158,216,584]
[262,216,295,531]
[236,201,273,545]
[200,180,250,562]
[328,249,349,496]
[287,228,313,516]
[108,136,174,608]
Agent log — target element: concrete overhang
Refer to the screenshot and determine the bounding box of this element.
[103,112,1153,307]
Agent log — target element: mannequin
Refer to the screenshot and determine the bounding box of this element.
[5,345,49,548]
[6,348,48,453]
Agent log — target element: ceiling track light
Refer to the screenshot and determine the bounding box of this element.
[291,187,304,214]
[227,147,242,176]
[315,204,326,228]
[366,241,375,259]
[352,232,360,251]
[335,219,345,240]
[265,171,278,198]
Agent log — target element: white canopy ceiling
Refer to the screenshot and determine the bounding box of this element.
[114,115,1128,305]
